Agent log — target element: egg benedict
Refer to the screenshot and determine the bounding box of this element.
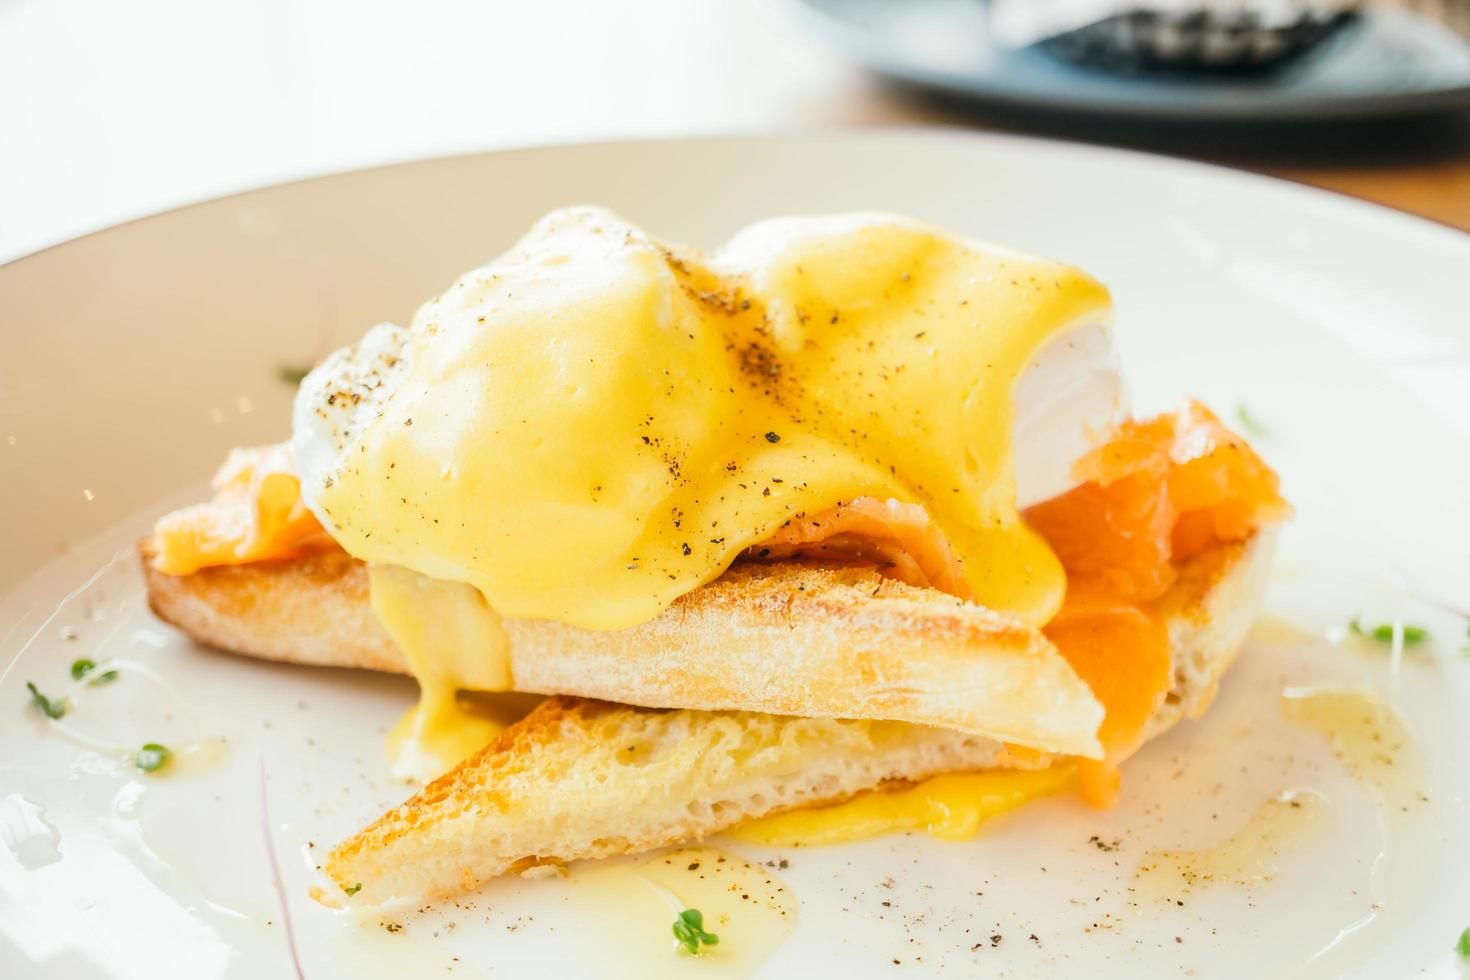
[141,207,1287,901]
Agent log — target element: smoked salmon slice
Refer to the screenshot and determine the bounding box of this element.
[751,401,1287,807]
[1025,401,1290,606]
[151,444,335,576]
[745,497,974,600]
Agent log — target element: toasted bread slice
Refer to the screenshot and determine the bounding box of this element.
[324,697,1029,904]
[318,529,1275,904]
[142,546,1107,757]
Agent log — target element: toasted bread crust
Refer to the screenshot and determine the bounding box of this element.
[324,696,1022,903]
[143,529,1277,903]
[143,546,404,673]
[319,529,1276,903]
[142,545,1106,755]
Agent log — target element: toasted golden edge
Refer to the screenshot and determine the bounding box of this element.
[320,527,1278,903]
[1146,525,1278,740]
[322,696,1028,904]
[140,543,1105,756]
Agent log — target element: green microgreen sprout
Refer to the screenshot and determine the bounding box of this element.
[1234,404,1268,438]
[344,882,363,897]
[25,682,66,719]
[1457,926,1470,960]
[1348,618,1428,647]
[672,908,719,955]
[70,658,118,684]
[136,743,172,773]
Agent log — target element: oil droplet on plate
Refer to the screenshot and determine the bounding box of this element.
[166,737,231,777]
[0,793,63,869]
[567,846,796,978]
[1247,614,1321,647]
[1279,686,1432,978]
[1280,687,1425,806]
[1136,790,1327,892]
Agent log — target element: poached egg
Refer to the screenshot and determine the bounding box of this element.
[289,207,1128,779]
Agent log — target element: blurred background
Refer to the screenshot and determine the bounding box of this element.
[2,0,1468,262]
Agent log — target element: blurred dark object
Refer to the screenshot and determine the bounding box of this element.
[796,0,1470,124]
[1042,6,1360,76]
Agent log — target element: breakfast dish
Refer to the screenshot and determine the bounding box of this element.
[138,206,1287,904]
[5,132,1469,978]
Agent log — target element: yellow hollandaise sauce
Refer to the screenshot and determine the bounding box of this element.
[369,564,532,778]
[729,764,1075,847]
[307,208,1108,630]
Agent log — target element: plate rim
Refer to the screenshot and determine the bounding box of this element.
[1,126,1467,280]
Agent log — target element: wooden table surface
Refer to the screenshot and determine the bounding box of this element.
[2,0,1466,262]
[1274,153,1470,231]
[843,87,1470,234]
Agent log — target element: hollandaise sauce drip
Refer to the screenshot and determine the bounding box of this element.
[729,764,1075,847]
[369,564,516,781]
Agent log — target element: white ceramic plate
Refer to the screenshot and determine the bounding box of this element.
[2,131,1468,980]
